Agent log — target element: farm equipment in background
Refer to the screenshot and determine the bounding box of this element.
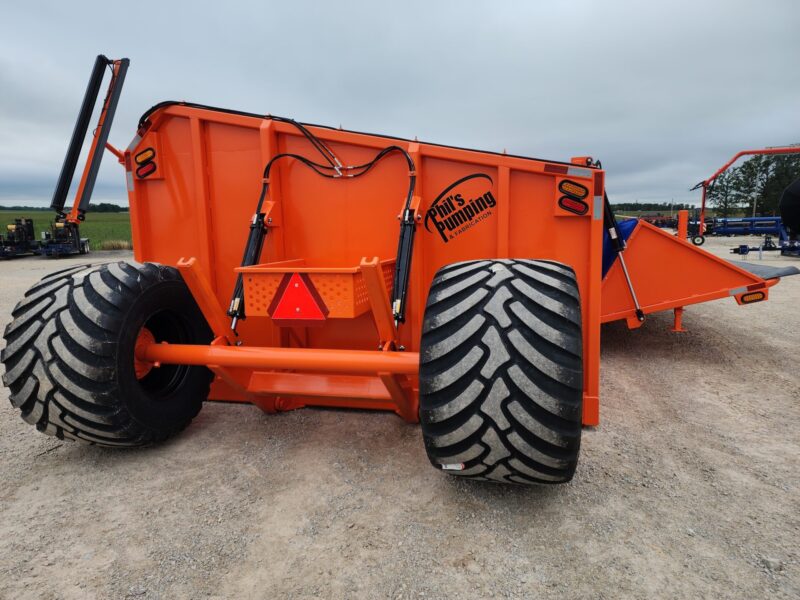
[712,216,783,237]
[38,218,90,257]
[708,176,800,258]
[687,214,715,245]
[691,146,800,246]
[782,244,800,257]
[729,236,781,257]
[38,55,128,258]
[0,218,39,258]
[639,215,678,229]
[779,176,800,257]
[712,216,785,257]
[2,56,799,486]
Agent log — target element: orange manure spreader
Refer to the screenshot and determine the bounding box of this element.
[2,56,797,484]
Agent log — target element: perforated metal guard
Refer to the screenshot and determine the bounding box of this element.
[242,260,395,319]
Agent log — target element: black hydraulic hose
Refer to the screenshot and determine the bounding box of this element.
[227,145,416,334]
[270,116,341,171]
[137,101,583,170]
[138,102,342,170]
[385,149,417,325]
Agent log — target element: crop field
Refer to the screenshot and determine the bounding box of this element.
[0,210,131,250]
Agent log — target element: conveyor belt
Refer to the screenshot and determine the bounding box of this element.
[728,261,800,280]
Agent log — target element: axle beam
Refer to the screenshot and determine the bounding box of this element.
[136,343,420,375]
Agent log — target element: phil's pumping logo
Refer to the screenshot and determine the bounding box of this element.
[425,173,496,243]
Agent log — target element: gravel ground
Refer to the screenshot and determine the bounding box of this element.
[0,241,798,599]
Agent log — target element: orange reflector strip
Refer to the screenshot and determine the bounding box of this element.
[741,291,765,304]
[134,147,156,165]
[558,180,589,199]
[135,161,157,178]
[558,196,589,215]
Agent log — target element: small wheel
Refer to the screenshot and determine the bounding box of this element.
[692,235,705,246]
[419,259,583,484]
[1,261,213,446]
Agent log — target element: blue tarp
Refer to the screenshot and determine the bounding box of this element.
[602,218,638,278]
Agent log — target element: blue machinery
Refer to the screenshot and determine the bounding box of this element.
[713,216,800,257]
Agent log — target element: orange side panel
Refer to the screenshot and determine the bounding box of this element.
[127,104,603,424]
[602,221,771,324]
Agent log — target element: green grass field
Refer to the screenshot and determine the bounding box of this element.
[0,210,131,251]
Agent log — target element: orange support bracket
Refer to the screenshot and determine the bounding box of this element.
[174,260,255,404]
[379,371,418,422]
[208,336,261,407]
[177,257,232,343]
[583,396,599,427]
[360,257,399,346]
[360,257,416,420]
[105,142,125,163]
[672,307,686,332]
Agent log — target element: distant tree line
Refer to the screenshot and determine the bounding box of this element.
[0,203,128,213]
[611,202,693,213]
[80,203,128,213]
[707,148,800,217]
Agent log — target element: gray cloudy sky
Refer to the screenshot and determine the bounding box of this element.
[1,0,798,207]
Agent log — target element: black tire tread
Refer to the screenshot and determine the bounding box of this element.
[1,262,210,447]
[419,259,583,485]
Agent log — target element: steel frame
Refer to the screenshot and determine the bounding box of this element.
[136,258,420,421]
[120,94,787,430]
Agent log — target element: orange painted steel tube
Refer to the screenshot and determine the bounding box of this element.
[677,209,688,240]
[68,60,127,224]
[137,343,420,375]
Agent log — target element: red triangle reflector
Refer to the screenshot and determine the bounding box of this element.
[268,273,328,326]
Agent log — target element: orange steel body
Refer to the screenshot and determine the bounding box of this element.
[124,104,785,426]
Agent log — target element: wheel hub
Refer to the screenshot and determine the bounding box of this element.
[134,327,156,379]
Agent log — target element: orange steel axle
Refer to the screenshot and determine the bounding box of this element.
[137,343,419,375]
